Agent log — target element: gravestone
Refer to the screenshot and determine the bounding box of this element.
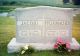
[8,6,80,53]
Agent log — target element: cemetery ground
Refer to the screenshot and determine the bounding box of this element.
[0,14,80,56]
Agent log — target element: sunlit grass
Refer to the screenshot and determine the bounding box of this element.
[72,14,80,43]
[0,16,16,44]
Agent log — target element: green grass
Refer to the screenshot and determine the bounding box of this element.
[31,50,80,56]
[73,14,80,43]
[14,50,80,56]
[0,14,80,56]
[0,16,16,43]
[0,16,16,56]
[0,6,16,12]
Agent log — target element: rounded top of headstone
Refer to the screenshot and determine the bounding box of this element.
[15,6,73,11]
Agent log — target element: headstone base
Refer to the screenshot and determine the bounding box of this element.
[8,38,80,53]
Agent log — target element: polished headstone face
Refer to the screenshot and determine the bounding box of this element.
[14,6,73,43]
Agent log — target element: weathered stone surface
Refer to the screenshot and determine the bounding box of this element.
[8,6,80,53]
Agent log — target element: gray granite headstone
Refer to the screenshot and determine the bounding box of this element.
[15,6,73,43]
[8,6,80,53]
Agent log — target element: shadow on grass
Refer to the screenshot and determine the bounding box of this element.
[7,50,80,56]
[0,42,80,56]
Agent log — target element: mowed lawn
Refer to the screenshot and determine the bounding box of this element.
[0,16,16,56]
[73,14,80,43]
[0,14,80,56]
